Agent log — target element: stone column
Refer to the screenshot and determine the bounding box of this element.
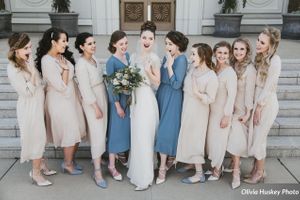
[175,0,204,35]
[91,0,119,35]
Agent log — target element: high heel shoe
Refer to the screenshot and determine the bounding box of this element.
[61,162,83,175]
[135,185,150,191]
[231,168,241,189]
[108,166,122,181]
[156,168,166,185]
[244,170,265,184]
[40,159,57,176]
[73,160,83,170]
[181,171,206,184]
[92,168,107,189]
[208,166,224,181]
[29,170,52,187]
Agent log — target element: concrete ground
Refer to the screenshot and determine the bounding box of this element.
[0,158,299,200]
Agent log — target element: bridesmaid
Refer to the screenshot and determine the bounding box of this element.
[75,32,108,188]
[106,30,130,181]
[245,27,281,184]
[176,43,218,184]
[226,38,256,189]
[206,41,237,181]
[7,33,54,186]
[155,31,189,184]
[35,27,86,175]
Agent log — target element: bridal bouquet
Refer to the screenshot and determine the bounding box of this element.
[106,65,144,95]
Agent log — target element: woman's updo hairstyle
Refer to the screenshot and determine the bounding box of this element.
[75,32,93,54]
[166,31,189,52]
[140,21,157,37]
[108,30,127,54]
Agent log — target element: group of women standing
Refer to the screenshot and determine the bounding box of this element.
[7,21,281,191]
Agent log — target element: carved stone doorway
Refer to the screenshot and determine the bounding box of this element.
[120,0,175,31]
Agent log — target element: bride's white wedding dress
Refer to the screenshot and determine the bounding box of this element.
[127,52,160,189]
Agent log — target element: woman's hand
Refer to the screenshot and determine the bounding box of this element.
[220,116,230,128]
[115,102,125,118]
[58,55,69,70]
[94,104,103,119]
[238,113,250,124]
[166,51,174,69]
[253,105,262,126]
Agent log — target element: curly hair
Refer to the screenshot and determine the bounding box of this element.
[75,32,93,54]
[166,31,189,52]
[108,30,127,54]
[192,43,215,70]
[7,32,31,75]
[230,37,253,79]
[255,27,281,82]
[35,27,75,74]
[140,21,157,37]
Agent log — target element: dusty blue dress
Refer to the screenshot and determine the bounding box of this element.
[106,53,131,153]
[155,54,188,156]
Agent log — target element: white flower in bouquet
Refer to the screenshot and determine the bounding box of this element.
[121,79,129,86]
[113,78,120,86]
[116,72,123,79]
[123,74,129,79]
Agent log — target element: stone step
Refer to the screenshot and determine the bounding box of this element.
[281,59,300,71]
[0,136,299,158]
[270,117,300,136]
[279,70,300,85]
[0,118,19,137]
[277,85,300,100]
[278,100,300,117]
[0,101,17,118]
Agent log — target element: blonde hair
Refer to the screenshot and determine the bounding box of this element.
[255,27,281,82]
[230,37,253,79]
[7,33,31,75]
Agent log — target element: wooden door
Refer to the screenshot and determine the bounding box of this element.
[120,0,175,31]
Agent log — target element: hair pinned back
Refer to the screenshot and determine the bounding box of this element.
[140,21,157,36]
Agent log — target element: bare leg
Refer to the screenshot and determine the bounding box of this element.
[156,153,167,184]
[63,146,75,172]
[244,159,265,184]
[231,155,241,189]
[93,157,103,180]
[108,153,122,181]
[31,158,51,185]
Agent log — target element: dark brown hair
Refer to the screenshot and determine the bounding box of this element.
[108,30,127,54]
[140,21,157,37]
[166,31,189,52]
[35,27,75,74]
[75,32,93,54]
[7,33,31,74]
[192,43,215,70]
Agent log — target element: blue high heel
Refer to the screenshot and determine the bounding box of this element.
[73,160,83,170]
[92,169,107,189]
[181,172,206,184]
[61,162,83,175]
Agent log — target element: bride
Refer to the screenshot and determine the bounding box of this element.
[127,21,160,191]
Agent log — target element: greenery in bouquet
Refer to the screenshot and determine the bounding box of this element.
[106,65,144,95]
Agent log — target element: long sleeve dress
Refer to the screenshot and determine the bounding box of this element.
[155,54,188,156]
[106,53,131,154]
[42,55,86,147]
[75,56,107,159]
[248,55,281,160]
[127,52,160,188]
[176,67,218,164]
[227,64,256,157]
[207,67,237,169]
[7,62,46,163]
